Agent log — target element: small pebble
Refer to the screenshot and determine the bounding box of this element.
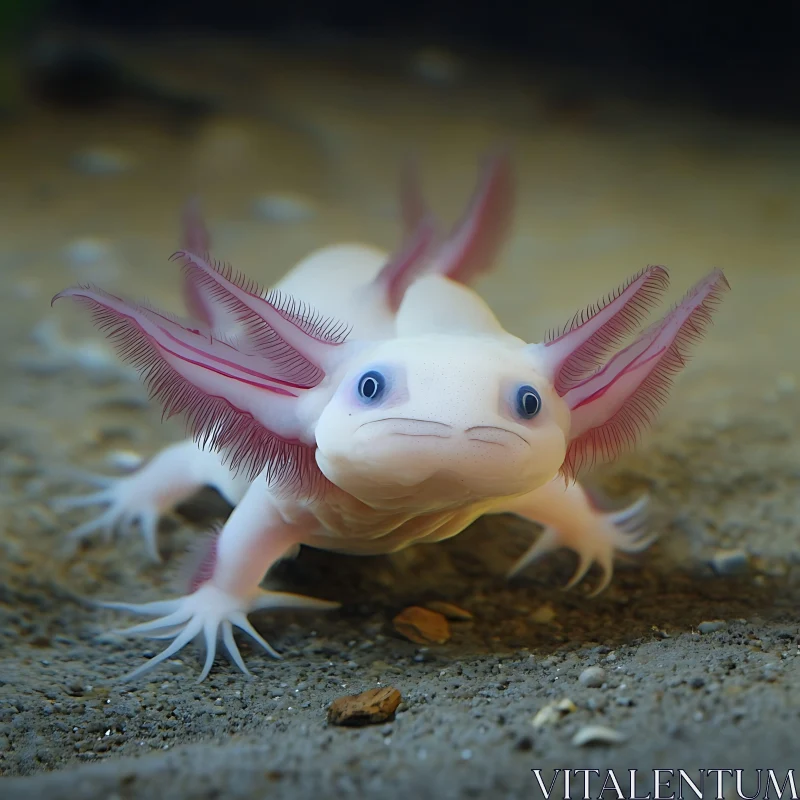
[615,696,634,707]
[27,318,124,377]
[578,666,606,687]
[515,736,533,752]
[393,607,450,645]
[424,601,473,620]
[252,193,316,223]
[327,687,402,727]
[709,549,749,576]
[64,237,111,267]
[586,697,606,712]
[571,725,626,747]
[697,620,727,634]
[63,237,120,282]
[530,604,557,624]
[106,450,144,471]
[531,698,576,728]
[72,343,120,373]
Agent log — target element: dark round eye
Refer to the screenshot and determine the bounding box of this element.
[357,370,386,402]
[516,385,542,419]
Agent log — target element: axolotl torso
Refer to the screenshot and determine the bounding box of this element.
[54,155,728,681]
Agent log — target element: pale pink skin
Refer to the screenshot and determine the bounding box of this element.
[52,154,729,682]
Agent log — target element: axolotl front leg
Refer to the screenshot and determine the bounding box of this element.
[53,440,250,561]
[496,478,653,596]
[52,254,357,681]
[104,475,338,682]
[494,265,729,594]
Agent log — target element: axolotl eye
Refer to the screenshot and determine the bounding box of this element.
[357,370,387,403]
[515,385,542,419]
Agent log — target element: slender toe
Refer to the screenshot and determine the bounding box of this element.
[230,612,282,660]
[196,620,220,683]
[250,590,341,612]
[52,491,111,511]
[120,617,203,683]
[98,598,183,616]
[66,508,118,541]
[507,526,560,578]
[138,510,162,562]
[221,621,251,676]
[115,607,195,637]
[563,552,593,590]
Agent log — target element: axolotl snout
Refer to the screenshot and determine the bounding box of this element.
[52,154,729,681]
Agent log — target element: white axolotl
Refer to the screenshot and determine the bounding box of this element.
[53,154,729,682]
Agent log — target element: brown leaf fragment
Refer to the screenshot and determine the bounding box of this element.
[393,606,451,644]
[424,601,474,621]
[327,687,402,727]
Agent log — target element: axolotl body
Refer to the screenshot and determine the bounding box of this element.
[53,155,729,681]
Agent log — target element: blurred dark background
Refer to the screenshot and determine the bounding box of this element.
[4,0,800,123]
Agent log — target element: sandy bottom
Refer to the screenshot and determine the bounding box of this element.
[1,34,799,799]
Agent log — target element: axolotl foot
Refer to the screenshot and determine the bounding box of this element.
[51,468,167,561]
[507,493,655,596]
[103,584,340,682]
[51,441,250,563]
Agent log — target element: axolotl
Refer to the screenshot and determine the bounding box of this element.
[52,154,729,682]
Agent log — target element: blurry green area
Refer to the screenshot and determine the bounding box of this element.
[0,0,49,35]
[0,0,52,110]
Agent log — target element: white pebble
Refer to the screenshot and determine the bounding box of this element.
[578,666,606,687]
[30,318,62,350]
[697,620,727,634]
[252,193,316,223]
[63,238,120,282]
[71,342,118,372]
[531,705,560,728]
[64,237,109,266]
[571,725,626,747]
[105,450,144,471]
[531,699,576,728]
[27,318,125,377]
[709,549,749,576]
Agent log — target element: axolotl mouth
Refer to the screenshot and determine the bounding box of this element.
[320,415,540,502]
[357,417,531,448]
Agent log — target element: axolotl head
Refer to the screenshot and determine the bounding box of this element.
[313,336,571,506]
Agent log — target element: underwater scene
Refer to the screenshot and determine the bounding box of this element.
[1,3,799,798]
